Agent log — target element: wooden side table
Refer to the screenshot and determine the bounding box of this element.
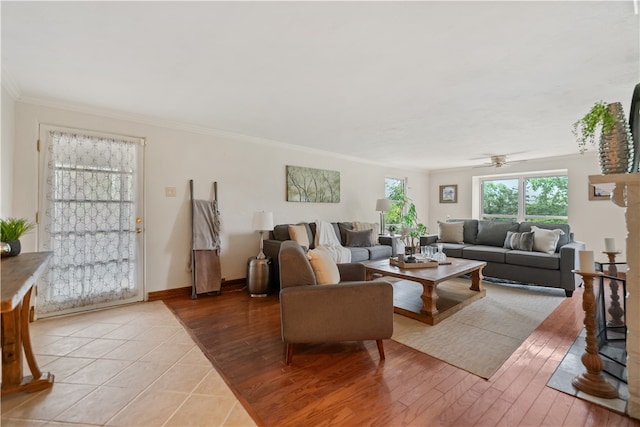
[1,252,55,396]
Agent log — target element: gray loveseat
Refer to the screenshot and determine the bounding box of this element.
[264,221,393,288]
[420,219,585,297]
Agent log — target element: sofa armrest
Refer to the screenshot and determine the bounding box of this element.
[378,235,404,256]
[419,234,439,246]
[263,239,283,261]
[279,281,394,343]
[337,263,366,281]
[559,240,586,295]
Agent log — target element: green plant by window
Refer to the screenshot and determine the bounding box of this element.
[572,101,617,154]
[0,217,35,242]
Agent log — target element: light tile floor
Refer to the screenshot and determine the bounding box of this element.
[1,301,257,427]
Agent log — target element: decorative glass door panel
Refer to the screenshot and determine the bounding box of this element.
[37,126,145,317]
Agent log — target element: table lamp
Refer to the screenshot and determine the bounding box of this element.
[376,198,391,235]
[252,211,274,259]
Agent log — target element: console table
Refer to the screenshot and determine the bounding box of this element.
[1,252,54,396]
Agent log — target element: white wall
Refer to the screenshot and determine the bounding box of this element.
[1,85,16,217]
[428,154,628,258]
[11,101,429,295]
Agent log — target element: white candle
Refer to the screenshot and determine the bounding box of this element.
[604,238,616,253]
[579,250,595,273]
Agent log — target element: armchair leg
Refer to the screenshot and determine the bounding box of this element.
[286,343,294,365]
[376,339,385,360]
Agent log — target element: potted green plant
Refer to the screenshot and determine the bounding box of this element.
[396,192,427,259]
[573,100,634,175]
[1,217,35,257]
[387,224,397,236]
[572,101,617,154]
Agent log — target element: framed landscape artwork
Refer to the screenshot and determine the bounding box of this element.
[589,183,611,201]
[439,185,458,203]
[286,165,340,203]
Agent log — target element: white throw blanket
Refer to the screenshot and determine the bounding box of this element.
[314,220,351,263]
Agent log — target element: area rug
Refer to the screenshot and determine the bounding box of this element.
[390,278,565,379]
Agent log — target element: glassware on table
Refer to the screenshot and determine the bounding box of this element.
[433,243,447,262]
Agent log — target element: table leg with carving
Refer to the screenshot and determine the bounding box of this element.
[469,266,485,292]
[419,280,439,317]
[1,286,54,397]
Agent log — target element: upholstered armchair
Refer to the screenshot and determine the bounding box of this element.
[278,240,394,365]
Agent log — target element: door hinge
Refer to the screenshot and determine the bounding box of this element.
[35,212,39,224]
[37,139,40,152]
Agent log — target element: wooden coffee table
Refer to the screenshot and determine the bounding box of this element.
[364,257,487,325]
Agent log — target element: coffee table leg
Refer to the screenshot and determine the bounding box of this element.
[470,267,484,292]
[420,281,439,317]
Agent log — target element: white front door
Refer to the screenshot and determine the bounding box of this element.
[37,125,145,318]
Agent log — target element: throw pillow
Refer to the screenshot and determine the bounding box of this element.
[307,248,341,285]
[503,231,534,251]
[476,220,519,247]
[288,224,310,248]
[345,229,375,247]
[531,226,565,254]
[437,221,464,244]
[352,221,378,245]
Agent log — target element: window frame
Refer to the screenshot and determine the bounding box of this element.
[383,177,406,229]
[479,170,569,224]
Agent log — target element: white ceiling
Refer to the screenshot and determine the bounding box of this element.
[2,1,639,171]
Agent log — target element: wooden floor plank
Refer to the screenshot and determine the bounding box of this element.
[163,283,640,427]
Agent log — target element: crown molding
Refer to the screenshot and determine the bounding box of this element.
[1,66,22,100]
[16,95,428,173]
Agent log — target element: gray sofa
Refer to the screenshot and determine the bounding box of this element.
[264,222,393,288]
[420,219,585,297]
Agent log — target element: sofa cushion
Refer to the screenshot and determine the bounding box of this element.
[503,231,534,251]
[337,222,354,245]
[272,224,291,241]
[476,221,519,247]
[352,222,378,247]
[506,250,560,270]
[462,245,509,263]
[437,221,464,243]
[438,243,467,258]
[347,247,370,262]
[519,222,571,249]
[367,245,392,260]
[288,224,311,248]
[448,219,479,244]
[344,229,375,247]
[530,226,565,254]
[307,248,341,285]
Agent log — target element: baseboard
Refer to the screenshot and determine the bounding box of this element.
[147,278,247,301]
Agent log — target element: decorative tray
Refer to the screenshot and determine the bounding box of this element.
[389,258,439,269]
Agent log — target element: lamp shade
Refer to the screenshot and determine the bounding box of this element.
[252,211,274,231]
[376,198,391,212]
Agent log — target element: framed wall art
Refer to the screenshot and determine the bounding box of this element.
[286,165,340,203]
[439,184,458,203]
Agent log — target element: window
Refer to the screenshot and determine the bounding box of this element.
[384,177,405,227]
[481,173,568,224]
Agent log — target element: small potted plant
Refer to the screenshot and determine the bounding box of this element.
[572,101,617,154]
[573,100,633,174]
[387,225,397,236]
[1,217,35,257]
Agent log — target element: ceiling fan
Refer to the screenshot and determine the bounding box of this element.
[473,155,526,168]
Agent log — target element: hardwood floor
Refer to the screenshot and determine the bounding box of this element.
[163,286,639,427]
